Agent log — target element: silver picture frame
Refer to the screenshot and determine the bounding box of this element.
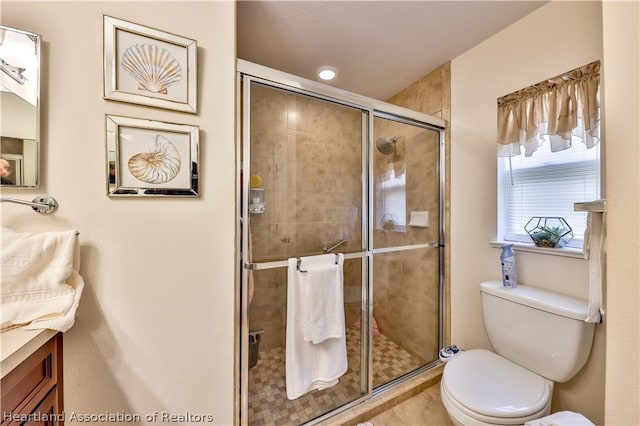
[103,16,197,113]
[106,115,199,197]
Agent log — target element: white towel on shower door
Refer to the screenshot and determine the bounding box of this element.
[286,254,347,400]
[302,253,345,344]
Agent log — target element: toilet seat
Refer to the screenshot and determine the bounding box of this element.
[441,379,551,425]
[442,349,553,424]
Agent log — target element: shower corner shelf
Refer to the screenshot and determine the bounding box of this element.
[249,188,265,214]
[249,204,265,214]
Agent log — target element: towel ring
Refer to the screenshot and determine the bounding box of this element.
[296,254,339,272]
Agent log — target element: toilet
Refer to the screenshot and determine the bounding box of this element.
[441,281,595,426]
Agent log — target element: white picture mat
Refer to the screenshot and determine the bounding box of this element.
[115,29,188,104]
[118,126,191,189]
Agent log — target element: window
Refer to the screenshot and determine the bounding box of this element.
[379,171,406,229]
[496,61,601,250]
[498,134,601,248]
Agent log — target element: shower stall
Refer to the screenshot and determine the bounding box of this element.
[236,60,445,426]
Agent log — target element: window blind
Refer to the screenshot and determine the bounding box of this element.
[380,173,407,226]
[500,137,600,248]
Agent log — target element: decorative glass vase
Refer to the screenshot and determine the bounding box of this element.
[524,217,573,248]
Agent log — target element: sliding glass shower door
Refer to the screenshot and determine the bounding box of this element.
[238,63,445,426]
[242,81,369,426]
[371,115,443,389]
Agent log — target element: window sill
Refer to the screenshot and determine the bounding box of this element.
[376,226,407,233]
[490,241,585,259]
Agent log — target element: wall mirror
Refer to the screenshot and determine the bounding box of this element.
[0,25,40,187]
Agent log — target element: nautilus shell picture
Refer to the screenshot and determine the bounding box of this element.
[128,134,182,184]
[106,114,199,197]
[121,44,182,95]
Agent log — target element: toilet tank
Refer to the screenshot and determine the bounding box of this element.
[480,281,595,383]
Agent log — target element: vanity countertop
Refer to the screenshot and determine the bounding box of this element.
[0,327,57,379]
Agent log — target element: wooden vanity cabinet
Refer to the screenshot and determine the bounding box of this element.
[1,333,63,426]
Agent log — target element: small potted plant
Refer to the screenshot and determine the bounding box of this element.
[381,214,398,231]
[525,217,574,248]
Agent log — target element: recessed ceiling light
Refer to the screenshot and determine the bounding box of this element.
[318,66,337,81]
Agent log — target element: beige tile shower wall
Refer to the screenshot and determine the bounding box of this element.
[387,64,450,120]
[372,65,451,360]
[248,85,363,350]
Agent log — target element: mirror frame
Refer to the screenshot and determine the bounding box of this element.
[0,25,41,188]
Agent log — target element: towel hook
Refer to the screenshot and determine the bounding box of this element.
[296,258,307,273]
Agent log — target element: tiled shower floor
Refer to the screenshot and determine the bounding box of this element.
[247,328,424,426]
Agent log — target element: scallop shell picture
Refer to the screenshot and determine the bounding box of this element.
[128,134,182,184]
[121,44,182,95]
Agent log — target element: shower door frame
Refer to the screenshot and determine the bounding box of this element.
[235,59,446,426]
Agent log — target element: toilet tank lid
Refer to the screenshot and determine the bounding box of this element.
[480,281,589,321]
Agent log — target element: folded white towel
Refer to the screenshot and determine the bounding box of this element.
[583,212,605,323]
[286,254,347,400]
[302,254,345,344]
[525,410,595,426]
[1,227,84,332]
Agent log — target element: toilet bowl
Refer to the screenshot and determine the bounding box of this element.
[441,350,552,425]
[440,281,596,426]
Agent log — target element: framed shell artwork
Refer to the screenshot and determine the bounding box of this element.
[106,115,199,197]
[103,16,197,113]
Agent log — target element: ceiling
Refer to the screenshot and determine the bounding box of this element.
[237,1,547,100]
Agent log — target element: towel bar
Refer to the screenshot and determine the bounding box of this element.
[244,245,439,271]
[297,253,339,272]
[322,238,347,254]
[0,195,59,215]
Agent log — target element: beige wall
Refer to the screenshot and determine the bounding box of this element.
[0,2,236,424]
[602,1,640,424]
[450,1,605,423]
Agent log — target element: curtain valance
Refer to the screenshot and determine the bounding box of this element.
[497,61,600,157]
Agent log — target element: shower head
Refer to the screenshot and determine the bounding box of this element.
[376,137,398,155]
